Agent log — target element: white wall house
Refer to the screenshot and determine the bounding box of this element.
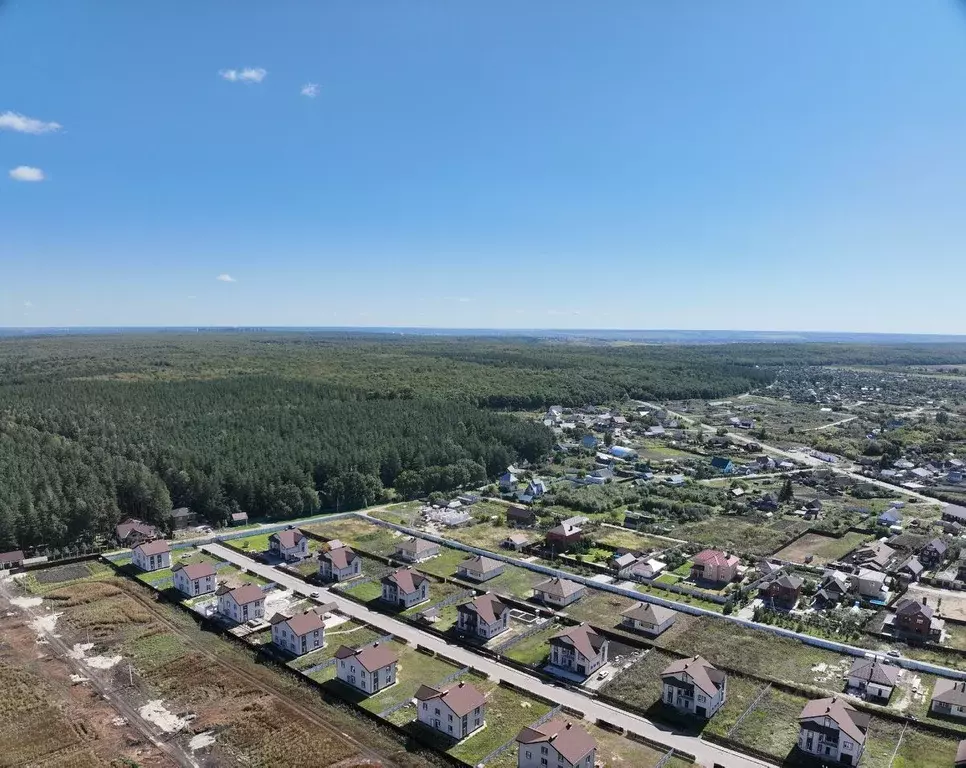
[620,602,676,637]
[846,658,899,702]
[516,719,596,768]
[395,537,440,563]
[270,608,326,656]
[381,567,429,609]
[268,529,310,562]
[797,697,869,766]
[661,656,727,718]
[334,643,398,695]
[532,577,585,607]
[132,540,171,572]
[319,545,362,581]
[416,681,485,740]
[172,562,217,597]
[216,584,266,624]
[549,624,608,678]
[931,679,966,719]
[456,555,505,582]
[456,594,510,640]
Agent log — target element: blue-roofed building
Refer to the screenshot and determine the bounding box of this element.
[710,457,734,474]
[878,509,902,527]
[609,446,637,459]
[581,435,599,450]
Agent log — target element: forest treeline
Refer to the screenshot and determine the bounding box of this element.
[3,333,966,552]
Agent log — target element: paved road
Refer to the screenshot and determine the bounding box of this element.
[204,542,776,768]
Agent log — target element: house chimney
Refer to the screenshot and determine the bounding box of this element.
[923,597,928,606]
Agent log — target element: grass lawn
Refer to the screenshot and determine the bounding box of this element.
[502,623,561,666]
[773,531,870,565]
[703,676,771,738]
[229,532,275,553]
[447,523,525,551]
[669,516,809,557]
[599,648,681,713]
[401,581,468,618]
[339,579,384,603]
[860,717,906,768]
[729,687,806,761]
[305,518,401,556]
[654,573,679,585]
[288,624,384,671]
[477,562,543,599]
[892,727,960,768]
[636,582,724,614]
[414,547,470,579]
[594,527,676,552]
[359,645,465,714]
[565,591,639,630]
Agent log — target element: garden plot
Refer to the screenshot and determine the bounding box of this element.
[728,687,807,761]
[773,530,871,565]
[859,718,906,768]
[305,518,401,556]
[669,516,809,557]
[892,727,960,768]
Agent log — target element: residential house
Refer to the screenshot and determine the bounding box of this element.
[0,550,25,570]
[334,643,398,695]
[381,567,430,609]
[710,457,734,474]
[216,584,266,624]
[506,506,537,527]
[456,593,510,640]
[756,493,779,512]
[804,499,824,520]
[931,679,966,720]
[690,549,740,585]
[759,573,804,610]
[115,518,159,546]
[416,681,485,740]
[172,562,217,597]
[525,479,547,498]
[230,512,249,526]
[756,456,777,471]
[545,522,584,551]
[620,602,676,636]
[665,474,686,487]
[878,510,903,528]
[532,577,585,607]
[610,551,639,572]
[132,540,171,572]
[456,555,505,582]
[587,468,614,484]
[170,507,196,530]
[846,658,899,702]
[661,656,728,718]
[395,537,440,563]
[815,571,851,607]
[897,557,924,582]
[268,529,310,562]
[319,545,362,582]
[502,533,530,551]
[886,596,944,641]
[736,418,755,430]
[959,739,966,768]
[854,540,896,571]
[850,568,888,602]
[920,538,948,567]
[499,471,518,490]
[730,487,746,499]
[943,505,966,525]
[549,624,608,677]
[797,697,869,766]
[270,607,326,656]
[625,557,667,580]
[645,426,666,438]
[757,559,782,578]
[516,719,596,768]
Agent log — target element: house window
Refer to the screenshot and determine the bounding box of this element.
[422,703,427,710]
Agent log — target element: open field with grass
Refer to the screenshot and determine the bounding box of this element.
[703,675,770,738]
[305,517,402,556]
[402,581,470,617]
[594,526,678,552]
[565,590,639,629]
[288,622,385,671]
[502,623,562,666]
[773,530,871,565]
[892,727,961,768]
[446,522,527,551]
[599,647,682,713]
[414,546,472,578]
[728,686,806,761]
[474,561,544,599]
[668,515,809,557]
[860,717,906,768]
[355,644,465,714]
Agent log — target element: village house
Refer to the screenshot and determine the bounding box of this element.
[690,549,739,585]
[885,596,944,641]
[456,554,505,582]
[897,557,924,582]
[270,607,326,656]
[506,506,537,527]
[319,544,362,582]
[545,522,584,551]
[334,642,398,695]
[115,518,159,546]
[532,576,585,607]
[516,719,596,768]
[931,679,966,719]
[580,435,599,450]
[395,536,440,563]
[499,470,518,490]
[759,572,804,610]
[625,557,667,580]
[755,493,779,512]
[815,571,850,607]
[877,509,902,528]
[920,538,948,567]
[502,533,530,551]
[850,568,889,602]
[846,658,899,702]
[525,479,547,498]
[661,656,728,718]
[170,506,196,530]
[132,540,171,572]
[853,540,896,570]
[620,602,676,637]
[381,567,430,609]
[710,457,734,474]
[456,593,510,640]
[757,559,782,578]
[548,623,608,678]
[804,499,824,520]
[172,562,217,597]
[416,681,485,740]
[268,529,310,562]
[0,550,25,570]
[610,551,639,571]
[943,505,966,525]
[797,697,869,766]
[216,583,266,624]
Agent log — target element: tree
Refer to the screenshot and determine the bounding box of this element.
[779,479,794,503]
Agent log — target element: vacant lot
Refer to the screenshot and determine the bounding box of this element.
[907,584,966,622]
[860,717,906,768]
[773,530,871,565]
[502,623,562,666]
[729,687,806,761]
[669,516,809,557]
[446,522,527,551]
[594,527,677,552]
[414,547,471,579]
[304,517,402,556]
[599,647,682,713]
[565,590,639,630]
[893,727,960,768]
[703,675,770,739]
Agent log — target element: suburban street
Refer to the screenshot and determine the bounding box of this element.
[204,542,778,768]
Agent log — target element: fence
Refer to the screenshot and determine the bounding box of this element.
[379,665,471,718]
[418,588,475,619]
[478,705,562,765]
[491,618,553,654]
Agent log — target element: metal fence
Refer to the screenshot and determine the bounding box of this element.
[378,665,471,718]
[491,618,552,655]
[478,704,562,765]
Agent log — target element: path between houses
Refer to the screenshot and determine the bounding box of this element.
[203,542,776,768]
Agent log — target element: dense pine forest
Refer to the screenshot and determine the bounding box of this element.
[3,332,966,553]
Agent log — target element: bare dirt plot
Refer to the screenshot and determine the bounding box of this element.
[773,530,871,565]
[906,584,966,622]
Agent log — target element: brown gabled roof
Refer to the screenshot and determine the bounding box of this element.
[458,555,501,575]
[621,602,675,625]
[397,536,436,554]
[219,583,265,606]
[896,597,934,620]
[932,678,966,707]
[0,550,24,565]
[956,737,966,766]
[414,681,485,717]
[134,539,171,556]
[848,658,899,687]
[270,529,305,549]
[661,656,725,698]
[516,719,595,764]
[334,642,398,673]
[546,523,582,539]
[799,697,869,746]
[323,546,358,569]
[550,623,606,659]
[279,608,326,637]
[457,593,508,624]
[693,549,738,567]
[116,519,157,540]
[171,562,216,580]
[534,576,583,599]
[382,567,427,594]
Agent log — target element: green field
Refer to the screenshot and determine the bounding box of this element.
[703,676,771,738]
[669,516,809,557]
[413,547,471,579]
[728,687,807,761]
[892,727,960,768]
[358,645,465,714]
[502,623,562,666]
[594,527,677,552]
[599,648,682,712]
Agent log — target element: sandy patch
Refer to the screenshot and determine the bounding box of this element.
[139,700,190,733]
[263,589,295,617]
[189,731,216,751]
[30,611,62,639]
[10,596,43,609]
[68,641,123,669]
[811,658,850,685]
[324,613,350,629]
[70,674,90,684]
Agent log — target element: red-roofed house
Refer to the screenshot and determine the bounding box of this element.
[216,584,266,624]
[661,656,728,718]
[319,545,362,582]
[172,562,217,597]
[269,529,309,562]
[516,719,596,768]
[0,550,25,570]
[132,540,171,572]
[415,681,485,739]
[270,608,326,656]
[335,642,399,695]
[690,549,739,585]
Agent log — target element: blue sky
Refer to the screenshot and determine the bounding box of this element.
[2,1,965,332]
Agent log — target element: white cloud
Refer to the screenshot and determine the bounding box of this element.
[216,273,236,282]
[0,111,62,134]
[300,83,320,98]
[23,300,32,308]
[220,68,267,84]
[9,166,45,182]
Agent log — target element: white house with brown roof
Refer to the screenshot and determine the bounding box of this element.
[334,642,398,695]
[661,656,727,718]
[931,679,966,719]
[516,718,596,768]
[456,555,505,582]
[268,529,309,562]
[270,607,326,656]
[620,602,676,637]
[132,540,171,572]
[502,533,530,551]
[797,697,869,765]
[416,681,485,740]
[532,576,585,607]
[456,594,510,640]
[690,549,739,585]
[115,518,159,546]
[846,658,899,702]
[319,545,362,582]
[395,536,440,563]
[216,584,266,624]
[172,562,217,597]
[381,567,429,608]
[549,623,608,677]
